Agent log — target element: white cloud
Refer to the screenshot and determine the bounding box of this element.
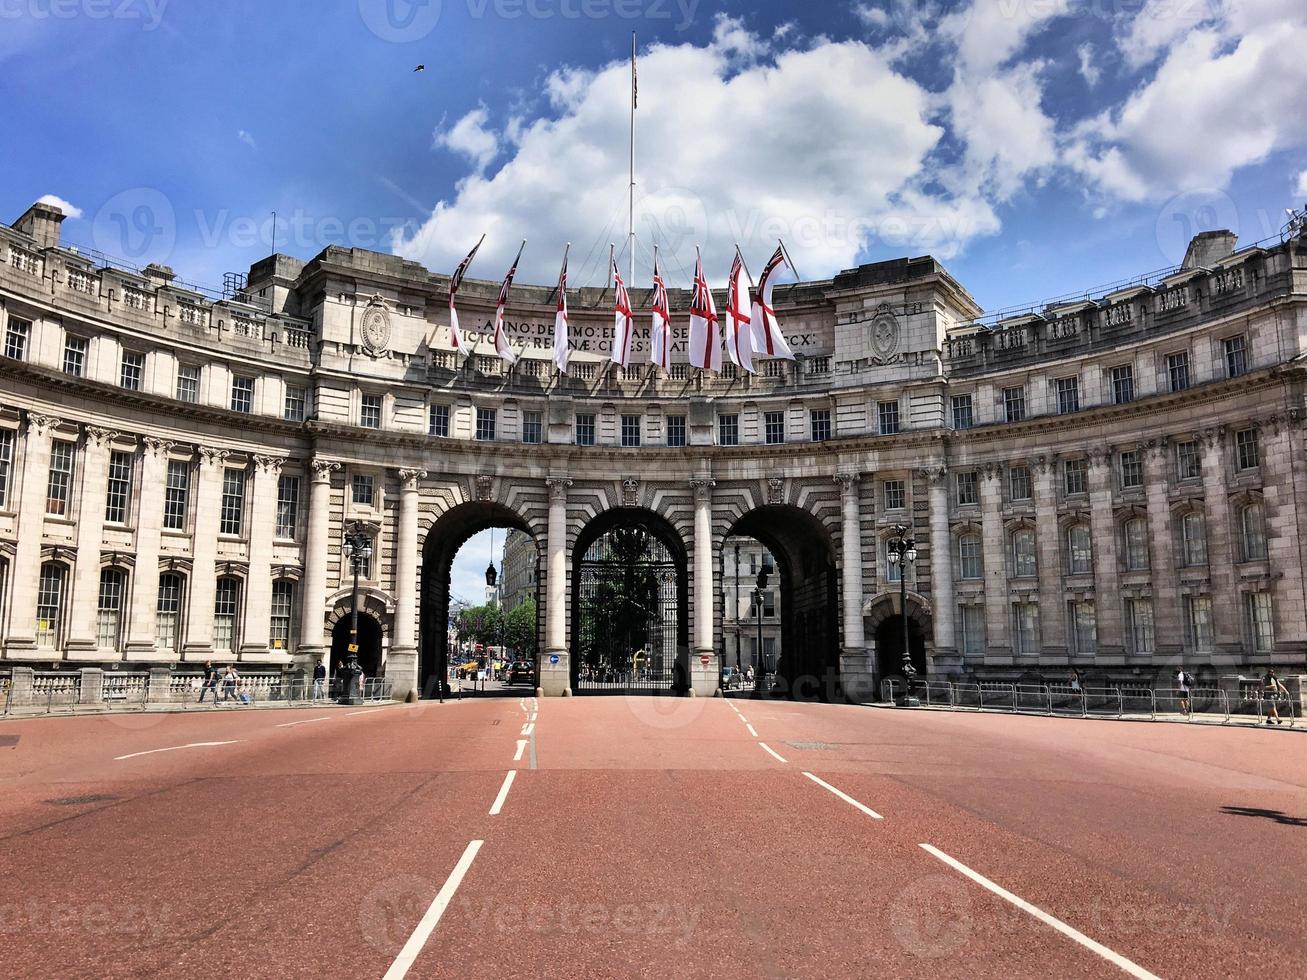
[36,194,82,219]
[943,0,1061,72]
[237,129,257,150]
[852,3,890,30]
[1077,43,1101,87]
[1118,0,1222,70]
[434,106,500,174]
[1296,170,1307,200]
[946,62,1057,202]
[393,19,1000,287]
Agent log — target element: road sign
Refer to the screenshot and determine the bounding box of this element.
[700,655,710,666]
[549,655,560,665]
[347,643,359,653]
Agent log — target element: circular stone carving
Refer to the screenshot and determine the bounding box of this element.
[360,299,391,356]
[870,305,899,361]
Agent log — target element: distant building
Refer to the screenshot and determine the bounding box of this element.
[500,529,537,611]
[723,539,782,674]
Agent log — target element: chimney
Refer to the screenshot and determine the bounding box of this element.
[143,263,176,285]
[13,201,66,250]
[1181,230,1238,270]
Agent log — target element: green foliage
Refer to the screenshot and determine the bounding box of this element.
[503,597,538,657]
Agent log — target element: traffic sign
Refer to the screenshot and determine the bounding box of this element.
[700,655,710,666]
[549,655,560,665]
[347,643,359,653]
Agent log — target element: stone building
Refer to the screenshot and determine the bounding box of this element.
[722,538,782,676]
[1,198,1304,700]
[499,529,537,612]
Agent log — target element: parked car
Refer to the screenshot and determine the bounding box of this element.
[508,661,535,685]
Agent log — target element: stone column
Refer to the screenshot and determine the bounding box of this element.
[239,454,285,659]
[1199,427,1239,657]
[297,458,339,670]
[540,477,572,696]
[182,447,229,659]
[979,463,1010,660]
[1144,440,1182,660]
[689,477,717,697]
[125,437,173,657]
[65,426,117,658]
[923,466,957,666]
[5,413,59,655]
[1088,448,1124,658]
[1260,417,1306,651]
[835,473,873,701]
[1032,455,1066,658]
[385,467,425,700]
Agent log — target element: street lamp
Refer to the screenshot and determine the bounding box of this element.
[484,556,499,694]
[753,566,769,695]
[885,523,919,706]
[340,523,373,706]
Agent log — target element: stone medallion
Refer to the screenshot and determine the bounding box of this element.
[360,296,392,356]
[870,304,899,363]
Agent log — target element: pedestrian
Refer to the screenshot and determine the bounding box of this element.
[221,666,238,703]
[1069,669,1081,694]
[312,660,326,701]
[1263,668,1288,725]
[198,661,220,704]
[1176,668,1193,717]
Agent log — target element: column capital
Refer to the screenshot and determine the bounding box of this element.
[918,465,948,487]
[1087,446,1111,471]
[26,412,62,436]
[143,436,176,458]
[1031,453,1057,476]
[1198,426,1226,453]
[398,468,427,491]
[689,478,715,502]
[253,454,286,475]
[199,446,232,467]
[981,460,1005,483]
[546,477,573,501]
[85,426,120,449]
[310,457,341,482]
[834,472,859,495]
[1143,438,1169,464]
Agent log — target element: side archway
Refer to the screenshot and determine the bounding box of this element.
[864,592,932,682]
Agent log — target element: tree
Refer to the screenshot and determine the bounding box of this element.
[503,597,537,658]
[454,603,502,654]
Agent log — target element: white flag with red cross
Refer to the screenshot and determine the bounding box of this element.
[492,240,525,365]
[649,250,672,371]
[749,243,795,361]
[726,248,755,374]
[610,257,636,368]
[688,251,721,372]
[553,245,570,375]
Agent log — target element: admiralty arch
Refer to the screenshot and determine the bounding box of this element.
[1,198,1304,700]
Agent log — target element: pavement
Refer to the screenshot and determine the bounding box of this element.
[0,696,1304,978]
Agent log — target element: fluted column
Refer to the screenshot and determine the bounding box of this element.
[65,427,118,656]
[386,468,425,700]
[923,466,956,661]
[1260,417,1305,650]
[1199,427,1239,656]
[125,437,173,655]
[297,457,340,668]
[1143,440,1182,658]
[5,413,60,654]
[182,447,229,659]
[239,454,285,659]
[980,463,1009,659]
[690,477,716,696]
[1088,448,1124,657]
[540,477,572,696]
[1032,455,1065,657]
[835,473,865,652]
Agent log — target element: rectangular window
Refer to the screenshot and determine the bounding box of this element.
[63,336,87,377]
[4,316,31,360]
[764,411,785,445]
[163,459,190,531]
[877,401,900,435]
[36,564,64,648]
[522,410,543,445]
[621,414,642,448]
[429,404,451,437]
[810,409,831,443]
[1118,449,1143,490]
[352,473,374,507]
[96,569,123,648]
[1125,598,1155,654]
[219,468,245,535]
[475,408,496,441]
[1012,530,1037,578]
[213,579,239,652]
[1012,602,1040,656]
[176,364,200,403]
[104,450,133,524]
[1056,376,1080,414]
[276,475,300,539]
[956,471,979,507]
[959,605,985,657]
[575,414,596,446]
[1003,386,1026,423]
[270,581,293,650]
[1166,351,1190,392]
[1067,525,1093,575]
[1224,335,1248,378]
[47,441,75,516]
[1184,596,1213,654]
[883,480,905,511]
[120,351,144,391]
[1123,519,1150,571]
[360,394,382,429]
[666,415,686,448]
[284,386,306,422]
[718,414,739,446]
[157,574,182,651]
[1063,458,1088,496]
[958,535,982,580]
[1180,512,1207,567]
[1235,428,1259,470]
[1009,465,1032,501]
[1069,601,1097,655]
[1247,592,1274,651]
[1176,441,1201,481]
[230,376,253,413]
[1111,365,1135,404]
[0,429,12,509]
[951,394,974,430]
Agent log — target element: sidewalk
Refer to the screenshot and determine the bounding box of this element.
[1,697,399,722]
[869,700,1303,731]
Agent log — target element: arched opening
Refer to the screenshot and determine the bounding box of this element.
[874,615,928,681]
[331,612,382,680]
[571,507,688,694]
[419,502,542,699]
[724,505,839,702]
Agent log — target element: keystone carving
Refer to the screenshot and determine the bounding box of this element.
[547,478,572,501]
[475,475,494,501]
[621,478,640,506]
[768,476,787,503]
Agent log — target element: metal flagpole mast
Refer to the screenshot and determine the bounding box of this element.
[629,31,636,288]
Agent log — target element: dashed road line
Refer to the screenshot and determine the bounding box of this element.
[520,722,535,736]
[275,716,333,728]
[919,844,1160,980]
[114,740,242,761]
[346,708,384,717]
[489,770,517,816]
[383,840,484,980]
[514,739,528,762]
[757,742,787,763]
[745,723,759,737]
[802,772,883,820]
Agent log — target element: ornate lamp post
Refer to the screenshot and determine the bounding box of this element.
[886,523,919,706]
[339,523,373,706]
[484,557,499,695]
[753,566,769,695]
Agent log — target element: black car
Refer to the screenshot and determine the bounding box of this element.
[508,661,535,685]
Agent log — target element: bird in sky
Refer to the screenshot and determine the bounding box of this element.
[414,64,425,72]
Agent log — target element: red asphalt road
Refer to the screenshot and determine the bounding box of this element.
[0,696,1304,979]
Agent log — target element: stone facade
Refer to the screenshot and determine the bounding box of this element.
[1,200,1305,700]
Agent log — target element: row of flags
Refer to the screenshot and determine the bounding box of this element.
[446,240,797,375]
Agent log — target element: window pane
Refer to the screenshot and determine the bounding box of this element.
[666,415,686,448]
[37,564,65,648]
[105,450,133,524]
[164,459,190,531]
[220,468,245,535]
[809,409,831,442]
[429,404,450,437]
[276,476,300,538]
[96,569,124,648]
[157,574,183,650]
[0,429,12,509]
[47,441,75,516]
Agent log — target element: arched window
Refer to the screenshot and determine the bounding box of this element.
[1239,502,1267,562]
[96,568,125,649]
[270,580,294,651]
[157,573,184,651]
[214,577,241,653]
[1179,511,1207,567]
[1066,524,1093,575]
[957,533,982,581]
[1122,518,1150,571]
[36,562,66,649]
[1011,529,1037,578]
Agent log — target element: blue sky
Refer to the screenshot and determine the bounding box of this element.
[4,0,1306,311]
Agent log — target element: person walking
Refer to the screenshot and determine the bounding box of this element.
[221,666,238,704]
[1263,668,1288,725]
[198,661,220,704]
[1068,669,1082,694]
[1176,668,1193,717]
[312,660,326,701]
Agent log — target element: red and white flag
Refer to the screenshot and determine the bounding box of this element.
[493,240,525,365]
[726,249,755,374]
[749,243,794,361]
[688,251,721,372]
[649,250,672,371]
[610,257,635,368]
[553,245,570,375]
[447,235,483,354]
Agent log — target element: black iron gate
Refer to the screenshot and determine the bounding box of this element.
[575,527,680,693]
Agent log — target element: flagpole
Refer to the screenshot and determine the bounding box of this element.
[628,31,637,288]
[778,238,802,282]
[735,243,757,289]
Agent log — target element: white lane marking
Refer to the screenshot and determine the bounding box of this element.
[746,723,759,737]
[489,770,517,816]
[346,708,384,717]
[919,844,1161,980]
[737,715,749,725]
[383,840,484,980]
[527,712,537,722]
[758,742,787,763]
[521,722,535,736]
[803,771,884,820]
[514,740,528,762]
[275,716,333,728]
[114,740,241,761]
